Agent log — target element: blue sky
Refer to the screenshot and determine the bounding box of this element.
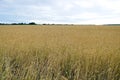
[0,0,120,24]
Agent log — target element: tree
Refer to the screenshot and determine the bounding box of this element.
[29,22,36,25]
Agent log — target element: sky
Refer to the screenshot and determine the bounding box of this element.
[0,0,120,24]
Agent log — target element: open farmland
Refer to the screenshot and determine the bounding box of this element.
[0,25,120,80]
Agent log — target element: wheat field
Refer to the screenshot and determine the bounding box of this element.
[0,25,120,80]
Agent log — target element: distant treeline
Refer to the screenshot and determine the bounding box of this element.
[0,22,74,25]
[104,24,120,26]
[0,22,36,25]
[0,22,120,26]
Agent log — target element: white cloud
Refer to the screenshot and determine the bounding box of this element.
[96,0,120,13]
[70,12,99,19]
[79,17,120,25]
[74,0,95,8]
[0,0,120,24]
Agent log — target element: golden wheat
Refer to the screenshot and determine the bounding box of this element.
[0,25,120,80]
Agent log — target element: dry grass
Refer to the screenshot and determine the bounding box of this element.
[0,25,120,80]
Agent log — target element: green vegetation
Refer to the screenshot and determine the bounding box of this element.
[0,25,120,80]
